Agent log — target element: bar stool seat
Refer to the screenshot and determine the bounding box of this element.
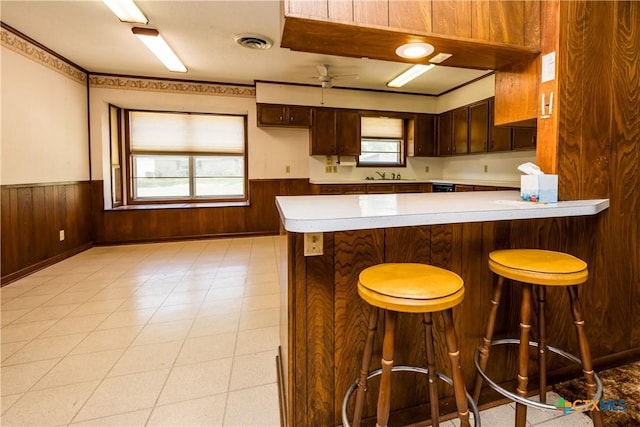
[342,263,479,427]
[473,249,603,427]
[358,263,465,313]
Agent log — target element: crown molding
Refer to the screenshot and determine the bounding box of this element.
[89,75,256,98]
[0,25,87,84]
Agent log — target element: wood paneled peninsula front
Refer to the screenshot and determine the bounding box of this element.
[275,191,608,427]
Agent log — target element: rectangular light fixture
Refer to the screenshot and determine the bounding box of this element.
[103,0,148,24]
[387,64,435,88]
[132,28,187,73]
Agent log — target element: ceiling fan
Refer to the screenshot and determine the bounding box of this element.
[313,64,359,88]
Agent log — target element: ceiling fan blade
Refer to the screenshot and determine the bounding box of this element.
[317,64,329,77]
[331,74,360,80]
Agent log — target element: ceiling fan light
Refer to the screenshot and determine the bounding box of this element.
[395,42,434,59]
[132,27,187,73]
[387,64,435,88]
[103,0,148,24]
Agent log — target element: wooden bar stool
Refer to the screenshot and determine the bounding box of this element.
[341,263,480,427]
[472,249,603,427]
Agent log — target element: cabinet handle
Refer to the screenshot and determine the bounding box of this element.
[290,116,294,122]
[490,140,494,150]
[279,116,283,121]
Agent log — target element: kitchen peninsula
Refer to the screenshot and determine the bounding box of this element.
[276,191,608,426]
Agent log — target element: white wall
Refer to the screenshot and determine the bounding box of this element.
[89,80,311,207]
[257,82,438,113]
[438,74,495,113]
[1,47,89,185]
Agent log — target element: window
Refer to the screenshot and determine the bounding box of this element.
[124,110,247,203]
[359,116,405,166]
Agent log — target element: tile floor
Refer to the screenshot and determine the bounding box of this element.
[1,236,595,426]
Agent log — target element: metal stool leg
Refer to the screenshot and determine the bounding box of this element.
[516,284,532,427]
[423,312,440,426]
[537,286,547,404]
[442,308,471,427]
[376,310,397,427]
[472,275,504,402]
[567,285,604,427]
[353,307,379,427]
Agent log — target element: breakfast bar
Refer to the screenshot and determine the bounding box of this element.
[275,191,609,426]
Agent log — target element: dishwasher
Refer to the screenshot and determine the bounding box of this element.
[432,183,455,192]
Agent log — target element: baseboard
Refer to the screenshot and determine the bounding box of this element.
[276,346,287,427]
[1,242,93,286]
[95,231,279,246]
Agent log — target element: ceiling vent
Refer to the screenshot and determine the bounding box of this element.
[234,34,273,50]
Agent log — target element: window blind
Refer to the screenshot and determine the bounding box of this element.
[361,117,403,138]
[130,111,245,153]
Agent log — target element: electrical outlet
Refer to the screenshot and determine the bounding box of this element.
[325,156,333,166]
[325,166,332,173]
[425,165,430,173]
[304,233,323,256]
[484,165,489,173]
[332,165,337,173]
[59,230,65,241]
[285,165,291,173]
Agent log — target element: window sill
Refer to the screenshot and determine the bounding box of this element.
[107,201,250,211]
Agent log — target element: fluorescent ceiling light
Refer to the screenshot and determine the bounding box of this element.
[387,64,435,88]
[132,28,187,73]
[395,42,434,59]
[103,0,148,24]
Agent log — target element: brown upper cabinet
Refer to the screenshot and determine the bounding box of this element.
[309,108,360,156]
[411,114,437,157]
[469,100,489,153]
[452,107,469,155]
[282,1,540,71]
[512,127,537,150]
[257,104,312,127]
[437,111,453,156]
[310,108,337,155]
[488,98,513,152]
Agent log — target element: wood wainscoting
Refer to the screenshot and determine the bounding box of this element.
[92,179,312,245]
[1,181,93,284]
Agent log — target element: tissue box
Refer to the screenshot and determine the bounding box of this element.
[520,175,558,203]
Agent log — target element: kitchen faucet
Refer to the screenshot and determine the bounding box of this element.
[375,171,386,179]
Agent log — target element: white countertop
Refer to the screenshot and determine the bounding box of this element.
[276,191,609,233]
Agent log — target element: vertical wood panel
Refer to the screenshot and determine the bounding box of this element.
[305,233,335,425]
[353,0,388,26]
[432,0,472,38]
[286,0,328,18]
[291,233,308,427]
[611,0,640,348]
[328,0,353,22]
[1,182,92,283]
[333,229,384,424]
[389,1,432,32]
[579,1,613,200]
[489,0,524,45]
[557,1,586,200]
[471,0,491,42]
[523,0,541,47]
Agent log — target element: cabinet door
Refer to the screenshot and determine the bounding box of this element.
[437,111,453,156]
[455,184,474,192]
[488,98,512,152]
[257,104,285,126]
[394,183,423,193]
[512,127,537,150]
[310,108,337,155]
[366,184,395,194]
[469,100,489,153]
[286,106,312,127]
[337,110,361,156]
[414,114,437,157]
[452,106,469,155]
